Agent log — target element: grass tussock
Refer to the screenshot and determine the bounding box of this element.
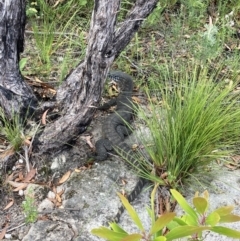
[135,63,240,187]
[0,109,25,151]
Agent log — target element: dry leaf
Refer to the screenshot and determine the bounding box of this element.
[231,155,240,163]
[7,180,25,188]
[24,138,31,146]
[13,183,28,191]
[57,189,64,197]
[81,135,94,149]
[38,215,49,221]
[58,171,71,184]
[0,224,8,240]
[42,109,49,125]
[55,202,62,207]
[3,199,14,210]
[224,163,238,170]
[132,96,141,104]
[0,148,15,160]
[161,172,168,179]
[48,198,56,203]
[23,168,36,182]
[56,194,62,203]
[121,189,126,197]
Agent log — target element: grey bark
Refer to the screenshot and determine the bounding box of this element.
[0,0,159,156]
[36,0,158,156]
[0,0,37,119]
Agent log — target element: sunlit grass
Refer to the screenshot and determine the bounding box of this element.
[132,63,240,187]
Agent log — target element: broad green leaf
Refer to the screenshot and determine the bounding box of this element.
[219,214,240,223]
[109,223,128,233]
[193,197,208,214]
[91,227,128,241]
[214,206,234,216]
[120,233,142,241]
[170,189,198,224]
[153,236,167,241]
[150,212,176,234]
[165,226,210,240]
[206,211,220,226]
[211,226,240,238]
[117,193,144,231]
[167,220,181,231]
[181,214,199,226]
[172,217,188,226]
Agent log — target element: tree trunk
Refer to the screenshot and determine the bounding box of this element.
[0,0,159,157]
[0,0,37,119]
[34,0,158,156]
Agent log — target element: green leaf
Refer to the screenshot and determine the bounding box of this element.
[121,234,142,241]
[181,214,199,226]
[165,226,210,240]
[219,214,240,223]
[172,217,188,226]
[150,184,159,223]
[19,58,28,72]
[170,189,198,225]
[109,223,128,233]
[193,197,208,214]
[206,211,220,226]
[117,193,144,231]
[214,206,235,216]
[202,190,209,201]
[91,227,128,241]
[211,226,240,238]
[150,212,176,234]
[153,236,167,241]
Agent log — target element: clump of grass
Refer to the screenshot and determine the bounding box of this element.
[0,109,25,151]
[134,63,240,187]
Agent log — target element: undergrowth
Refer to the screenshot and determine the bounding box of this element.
[132,62,240,188]
[0,109,25,151]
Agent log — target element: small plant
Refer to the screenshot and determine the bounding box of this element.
[22,192,38,223]
[0,109,25,151]
[132,63,240,187]
[91,187,240,241]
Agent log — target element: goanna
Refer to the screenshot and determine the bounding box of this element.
[95,71,148,222]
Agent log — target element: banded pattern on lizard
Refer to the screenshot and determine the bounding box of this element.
[95,71,148,222]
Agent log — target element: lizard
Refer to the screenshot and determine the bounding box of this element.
[94,71,148,222]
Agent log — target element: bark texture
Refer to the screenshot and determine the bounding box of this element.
[36,0,158,156]
[0,0,37,119]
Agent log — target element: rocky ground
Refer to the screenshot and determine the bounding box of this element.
[1,109,240,240]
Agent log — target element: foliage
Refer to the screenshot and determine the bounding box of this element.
[92,188,240,241]
[19,58,28,74]
[22,192,38,223]
[0,109,25,151]
[132,63,240,187]
[26,0,91,76]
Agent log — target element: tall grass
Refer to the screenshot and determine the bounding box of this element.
[0,109,24,151]
[134,63,240,187]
